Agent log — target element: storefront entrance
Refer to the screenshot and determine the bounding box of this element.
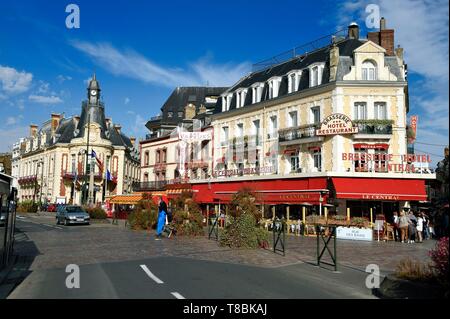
[346,200,399,221]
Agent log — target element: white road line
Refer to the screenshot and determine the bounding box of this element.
[171,292,185,299]
[140,265,164,284]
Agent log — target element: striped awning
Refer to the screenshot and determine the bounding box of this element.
[110,194,143,204]
[167,189,192,195]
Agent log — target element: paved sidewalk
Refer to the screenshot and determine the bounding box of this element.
[14,215,435,276]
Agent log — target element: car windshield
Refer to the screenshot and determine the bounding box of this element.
[65,206,85,213]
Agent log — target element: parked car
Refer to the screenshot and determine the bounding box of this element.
[56,205,90,226]
[47,204,57,212]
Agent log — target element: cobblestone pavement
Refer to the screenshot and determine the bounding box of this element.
[15,214,435,275]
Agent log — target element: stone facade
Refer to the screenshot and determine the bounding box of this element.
[15,75,140,205]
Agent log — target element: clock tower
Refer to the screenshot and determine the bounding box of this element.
[88,73,101,105]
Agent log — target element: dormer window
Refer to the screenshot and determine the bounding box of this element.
[362,60,377,80]
[287,70,302,94]
[309,63,325,87]
[268,77,282,99]
[222,94,233,111]
[236,89,248,108]
[251,83,263,104]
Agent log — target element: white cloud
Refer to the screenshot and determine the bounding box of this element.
[56,75,72,83]
[28,94,63,104]
[6,117,17,125]
[0,126,28,153]
[38,81,50,94]
[71,40,251,87]
[0,65,33,95]
[124,97,130,105]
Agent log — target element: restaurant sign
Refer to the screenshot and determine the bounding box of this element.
[316,113,358,136]
[336,226,373,241]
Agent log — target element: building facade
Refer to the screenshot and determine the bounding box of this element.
[137,87,226,193]
[16,75,140,205]
[189,20,435,220]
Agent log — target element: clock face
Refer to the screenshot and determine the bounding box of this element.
[90,90,97,96]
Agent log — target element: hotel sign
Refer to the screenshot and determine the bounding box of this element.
[316,113,358,136]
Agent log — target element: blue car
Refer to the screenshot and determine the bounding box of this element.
[56,205,90,226]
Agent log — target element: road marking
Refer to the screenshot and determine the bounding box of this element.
[171,292,185,299]
[18,219,63,230]
[140,265,164,284]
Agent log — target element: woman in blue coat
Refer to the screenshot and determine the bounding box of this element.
[156,197,167,239]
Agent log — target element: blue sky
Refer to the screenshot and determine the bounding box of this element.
[0,0,448,164]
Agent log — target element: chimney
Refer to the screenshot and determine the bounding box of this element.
[329,42,340,82]
[347,22,359,39]
[51,113,62,134]
[105,117,112,128]
[367,17,395,56]
[114,124,122,134]
[380,17,386,30]
[130,136,136,146]
[30,124,38,138]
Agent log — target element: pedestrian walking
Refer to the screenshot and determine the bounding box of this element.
[393,211,400,242]
[416,212,424,243]
[155,196,167,239]
[407,211,417,243]
[422,212,430,240]
[398,211,409,243]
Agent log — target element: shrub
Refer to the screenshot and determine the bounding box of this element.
[17,200,38,213]
[219,213,262,249]
[167,190,204,236]
[128,209,157,230]
[128,195,158,230]
[85,207,107,219]
[229,187,262,222]
[395,258,433,281]
[429,237,449,288]
[350,217,368,227]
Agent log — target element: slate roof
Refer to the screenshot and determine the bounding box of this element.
[149,87,228,129]
[215,37,404,113]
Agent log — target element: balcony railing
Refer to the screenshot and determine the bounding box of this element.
[132,180,167,192]
[278,124,318,143]
[354,120,393,135]
[18,176,37,185]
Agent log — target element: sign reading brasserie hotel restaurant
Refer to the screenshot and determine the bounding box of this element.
[316,113,358,136]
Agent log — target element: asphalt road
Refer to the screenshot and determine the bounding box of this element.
[7,216,376,299]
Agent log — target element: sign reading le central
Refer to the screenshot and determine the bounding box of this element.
[316,113,358,136]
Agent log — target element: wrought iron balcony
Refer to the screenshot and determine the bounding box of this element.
[278,124,318,143]
[354,120,393,135]
[132,180,167,192]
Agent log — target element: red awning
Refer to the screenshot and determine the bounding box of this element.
[308,146,321,152]
[332,177,427,201]
[353,143,389,150]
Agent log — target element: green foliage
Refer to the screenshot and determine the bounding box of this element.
[17,200,38,213]
[128,194,158,230]
[353,119,394,126]
[170,191,204,236]
[229,187,262,222]
[219,213,262,249]
[350,217,368,227]
[84,207,107,219]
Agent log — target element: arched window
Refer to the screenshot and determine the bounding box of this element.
[362,60,377,80]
